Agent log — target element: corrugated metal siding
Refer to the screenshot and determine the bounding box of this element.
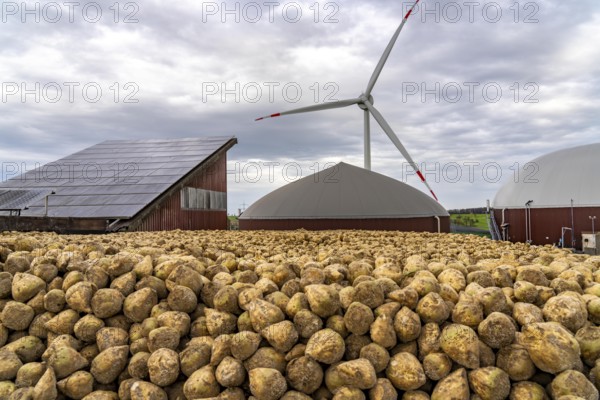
[493,207,600,248]
[135,156,228,231]
[239,216,451,232]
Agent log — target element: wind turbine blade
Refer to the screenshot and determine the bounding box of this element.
[364,0,420,98]
[255,98,361,121]
[363,100,439,201]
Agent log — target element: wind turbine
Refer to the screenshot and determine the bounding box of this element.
[256,0,438,201]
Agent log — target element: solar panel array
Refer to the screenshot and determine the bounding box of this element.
[0,189,54,215]
[0,137,234,218]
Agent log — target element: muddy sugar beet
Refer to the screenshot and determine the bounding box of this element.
[1,229,600,399]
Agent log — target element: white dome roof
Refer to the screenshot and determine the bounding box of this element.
[240,162,448,219]
[493,143,600,209]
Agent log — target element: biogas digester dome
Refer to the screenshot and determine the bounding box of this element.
[240,162,449,231]
[492,143,600,247]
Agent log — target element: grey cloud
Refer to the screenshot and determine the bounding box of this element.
[1,0,599,212]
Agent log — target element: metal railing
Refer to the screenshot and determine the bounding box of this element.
[0,208,22,216]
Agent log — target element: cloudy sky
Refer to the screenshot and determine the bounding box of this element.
[1,0,599,214]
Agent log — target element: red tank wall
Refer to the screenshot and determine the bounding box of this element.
[493,207,600,248]
[240,216,451,232]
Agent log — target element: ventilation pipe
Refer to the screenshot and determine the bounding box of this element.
[501,208,507,241]
[44,191,56,217]
[525,200,533,243]
[571,199,575,248]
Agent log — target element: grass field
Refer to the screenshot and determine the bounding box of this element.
[451,213,489,230]
[228,215,240,230]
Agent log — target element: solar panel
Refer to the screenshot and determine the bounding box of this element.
[0,136,235,218]
[0,189,54,215]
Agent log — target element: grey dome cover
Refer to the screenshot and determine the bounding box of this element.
[493,143,600,209]
[240,162,448,219]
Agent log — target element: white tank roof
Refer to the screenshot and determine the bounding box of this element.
[240,162,448,219]
[493,143,600,209]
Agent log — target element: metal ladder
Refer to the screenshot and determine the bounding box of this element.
[487,209,502,240]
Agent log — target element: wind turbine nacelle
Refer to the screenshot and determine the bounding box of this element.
[358,94,374,110]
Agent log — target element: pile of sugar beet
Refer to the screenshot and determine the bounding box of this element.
[1,230,600,400]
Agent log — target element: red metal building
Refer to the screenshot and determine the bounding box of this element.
[0,137,237,233]
[492,143,600,248]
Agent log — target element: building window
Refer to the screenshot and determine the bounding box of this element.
[181,187,226,210]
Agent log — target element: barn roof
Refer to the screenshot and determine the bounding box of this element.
[0,136,236,218]
[240,162,448,220]
[493,143,600,209]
